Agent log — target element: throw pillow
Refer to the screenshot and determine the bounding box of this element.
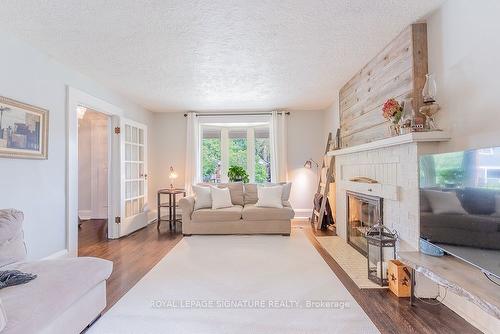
[211,186,233,209]
[192,185,212,210]
[256,185,283,208]
[0,209,27,268]
[423,190,467,215]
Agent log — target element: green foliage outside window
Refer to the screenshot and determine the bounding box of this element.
[201,128,272,183]
[201,138,221,182]
[255,138,271,183]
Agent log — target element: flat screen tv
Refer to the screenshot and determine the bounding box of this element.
[419,146,500,280]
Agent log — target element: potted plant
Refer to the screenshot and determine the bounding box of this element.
[228,165,250,183]
[382,98,403,136]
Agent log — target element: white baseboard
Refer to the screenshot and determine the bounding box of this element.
[294,209,312,220]
[78,210,92,220]
[42,249,69,260]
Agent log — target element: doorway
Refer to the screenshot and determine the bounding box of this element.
[78,108,110,251]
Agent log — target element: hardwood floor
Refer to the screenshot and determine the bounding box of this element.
[301,221,481,334]
[78,219,183,312]
[79,219,480,333]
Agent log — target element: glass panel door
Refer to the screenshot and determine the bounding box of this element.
[119,118,148,237]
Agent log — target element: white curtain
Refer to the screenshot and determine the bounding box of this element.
[184,112,199,195]
[270,110,288,182]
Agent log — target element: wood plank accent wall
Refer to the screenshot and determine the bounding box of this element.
[339,23,428,147]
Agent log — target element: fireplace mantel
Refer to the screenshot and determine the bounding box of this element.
[328,131,450,157]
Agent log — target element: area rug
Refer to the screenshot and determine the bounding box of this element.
[88,230,378,334]
[316,236,386,289]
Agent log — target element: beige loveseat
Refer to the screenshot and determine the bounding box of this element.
[0,209,112,334]
[179,183,294,235]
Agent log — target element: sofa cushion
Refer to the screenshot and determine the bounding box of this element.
[242,203,295,221]
[0,209,26,268]
[192,205,243,222]
[244,184,259,205]
[244,183,292,205]
[460,187,496,215]
[222,183,244,206]
[198,183,244,206]
[0,257,112,334]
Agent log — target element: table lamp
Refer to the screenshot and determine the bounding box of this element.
[169,166,178,189]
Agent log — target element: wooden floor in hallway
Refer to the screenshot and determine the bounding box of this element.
[79,219,481,333]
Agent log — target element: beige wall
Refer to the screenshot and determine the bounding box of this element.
[150,110,326,216]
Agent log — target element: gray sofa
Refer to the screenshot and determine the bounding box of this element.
[0,209,113,334]
[179,183,294,235]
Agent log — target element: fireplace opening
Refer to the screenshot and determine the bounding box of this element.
[346,191,383,257]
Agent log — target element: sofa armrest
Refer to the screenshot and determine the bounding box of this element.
[179,196,195,220]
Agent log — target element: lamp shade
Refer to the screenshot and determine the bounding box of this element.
[304,158,318,169]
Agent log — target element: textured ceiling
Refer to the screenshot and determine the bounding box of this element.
[0,0,444,112]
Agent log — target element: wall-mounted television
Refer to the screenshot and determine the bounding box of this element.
[419,147,500,279]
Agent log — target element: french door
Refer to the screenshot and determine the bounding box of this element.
[112,118,148,238]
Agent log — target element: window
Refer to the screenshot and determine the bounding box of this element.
[201,128,221,183]
[200,123,272,183]
[255,127,271,183]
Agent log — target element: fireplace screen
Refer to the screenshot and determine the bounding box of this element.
[346,191,383,256]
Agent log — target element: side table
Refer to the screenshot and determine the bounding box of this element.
[157,188,186,231]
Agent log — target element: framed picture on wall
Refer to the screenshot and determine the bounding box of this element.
[0,96,49,159]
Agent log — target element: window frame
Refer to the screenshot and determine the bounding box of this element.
[199,123,271,183]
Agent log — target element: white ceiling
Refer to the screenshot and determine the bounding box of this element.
[0,0,444,112]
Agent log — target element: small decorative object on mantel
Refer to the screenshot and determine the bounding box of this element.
[382,98,403,136]
[419,73,441,131]
[366,218,398,286]
[0,96,49,159]
[399,98,415,135]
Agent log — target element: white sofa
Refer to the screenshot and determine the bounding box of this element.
[0,209,112,334]
[179,183,294,235]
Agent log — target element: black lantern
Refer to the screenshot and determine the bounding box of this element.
[366,220,398,286]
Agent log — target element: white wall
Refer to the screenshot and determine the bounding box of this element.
[150,110,326,215]
[427,0,500,153]
[0,31,154,260]
[150,112,187,192]
[286,110,326,216]
[323,100,340,140]
[425,1,500,332]
[78,113,109,219]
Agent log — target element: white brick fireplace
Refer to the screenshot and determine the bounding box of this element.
[329,132,450,253]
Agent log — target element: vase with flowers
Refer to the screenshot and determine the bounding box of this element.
[382,98,403,136]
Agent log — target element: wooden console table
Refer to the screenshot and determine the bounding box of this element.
[398,251,500,320]
[157,188,186,231]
